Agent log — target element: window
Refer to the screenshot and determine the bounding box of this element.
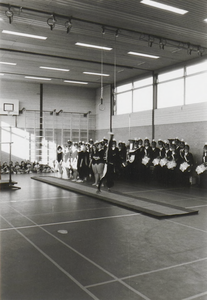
[185,60,207,105]
[116,61,207,113]
[186,61,207,75]
[134,77,153,88]
[158,68,184,82]
[116,83,132,93]
[116,91,132,114]
[157,78,184,108]
[133,86,153,112]
[116,77,152,114]
[185,72,207,104]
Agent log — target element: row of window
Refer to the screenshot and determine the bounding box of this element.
[115,60,207,115]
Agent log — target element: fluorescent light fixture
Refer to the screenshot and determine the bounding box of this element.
[0,73,4,75]
[83,71,110,76]
[140,0,188,15]
[128,51,159,59]
[0,61,16,65]
[25,76,51,81]
[204,18,207,22]
[76,42,112,51]
[40,66,69,72]
[2,30,47,40]
[64,80,88,85]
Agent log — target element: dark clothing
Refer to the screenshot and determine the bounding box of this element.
[165,149,172,160]
[151,147,160,160]
[57,152,63,162]
[77,151,89,180]
[98,136,115,190]
[179,151,194,186]
[91,148,105,165]
[203,152,207,163]
[158,147,165,159]
[142,146,153,160]
[118,146,127,163]
[180,152,194,168]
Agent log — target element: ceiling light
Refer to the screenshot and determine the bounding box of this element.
[64,80,88,85]
[83,72,110,76]
[40,66,69,72]
[65,19,72,33]
[140,0,188,15]
[2,30,47,40]
[204,18,207,22]
[0,61,16,65]
[5,6,13,24]
[0,73,4,75]
[128,51,159,59]
[25,76,52,81]
[76,42,112,51]
[47,14,56,30]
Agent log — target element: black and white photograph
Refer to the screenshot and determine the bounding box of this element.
[0,1,207,299]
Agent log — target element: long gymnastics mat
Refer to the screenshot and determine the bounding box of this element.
[31,176,199,219]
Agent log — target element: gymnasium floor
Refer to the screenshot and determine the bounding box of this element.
[1,173,207,300]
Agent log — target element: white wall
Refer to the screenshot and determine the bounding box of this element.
[0,80,97,162]
[43,84,96,114]
[0,80,96,113]
[1,79,207,163]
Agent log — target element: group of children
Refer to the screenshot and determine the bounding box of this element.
[55,135,207,188]
[2,136,206,188]
[1,160,54,175]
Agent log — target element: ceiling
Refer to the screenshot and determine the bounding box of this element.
[0,0,207,89]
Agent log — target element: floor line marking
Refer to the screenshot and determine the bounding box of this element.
[182,291,207,300]
[0,213,140,232]
[8,207,151,300]
[85,279,117,289]
[123,190,207,203]
[16,205,115,217]
[127,188,207,201]
[186,204,207,208]
[122,188,167,194]
[0,195,85,204]
[167,220,207,233]
[0,225,38,232]
[121,257,207,281]
[0,214,100,300]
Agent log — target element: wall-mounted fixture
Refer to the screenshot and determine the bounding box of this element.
[56,109,63,115]
[65,18,72,33]
[83,111,91,117]
[148,36,154,47]
[50,109,56,115]
[47,14,56,30]
[2,4,206,56]
[5,6,13,24]
[159,39,166,50]
[19,107,26,114]
[197,47,204,57]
